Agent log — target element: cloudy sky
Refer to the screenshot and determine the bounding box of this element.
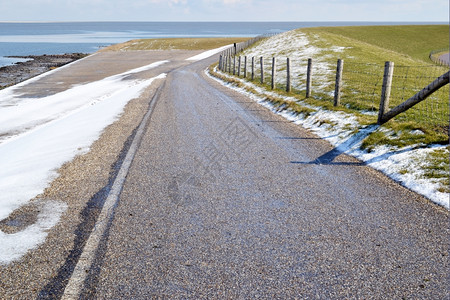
[0,0,448,22]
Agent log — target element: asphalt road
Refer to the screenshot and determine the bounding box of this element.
[74,55,448,298]
[0,50,447,299]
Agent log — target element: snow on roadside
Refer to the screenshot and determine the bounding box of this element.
[186,44,232,61]
[0,60,168,144]
[0,61,167,264]
[207,67,449,210]
[0,70,166,219]
[0,200,67,265]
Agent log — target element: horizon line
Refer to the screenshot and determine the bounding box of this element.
[0,20,448,24]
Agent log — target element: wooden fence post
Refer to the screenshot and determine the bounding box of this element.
[286,57,291,92]
[286,57,291,93]
[238,56,241,76]
[244,56,247,78]
[251,57,255,80]
[228,55,232,73]
[271,57,276,89]
[260,57,264,84]
[377,61,395,124]
[306,58,312,98]
[225,54,228,70]
[334,59,344,106]
[379,70,449,124]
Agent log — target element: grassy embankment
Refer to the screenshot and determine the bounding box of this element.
[101,37,250,51]
[299,25,448,145]
[209,25,449,192]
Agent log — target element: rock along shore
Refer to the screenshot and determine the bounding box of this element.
[0,53,87,89]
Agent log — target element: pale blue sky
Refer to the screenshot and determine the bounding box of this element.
[0,0,448,22]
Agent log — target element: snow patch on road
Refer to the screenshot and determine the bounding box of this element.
[186,45,233,61]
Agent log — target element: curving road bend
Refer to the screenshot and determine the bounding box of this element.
[0,49,447,299]
[72,54,448,298]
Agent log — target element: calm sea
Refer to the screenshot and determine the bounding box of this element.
[0,21,442,67]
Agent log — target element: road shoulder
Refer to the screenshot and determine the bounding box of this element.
[0,50,194,299]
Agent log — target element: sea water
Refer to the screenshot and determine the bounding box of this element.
[0,21,441,67]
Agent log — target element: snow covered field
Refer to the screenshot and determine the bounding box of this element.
[208,67,449,210]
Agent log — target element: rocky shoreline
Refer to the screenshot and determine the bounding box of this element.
[0,53,87,89]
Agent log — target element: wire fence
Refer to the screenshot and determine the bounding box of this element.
[341,62,384,112]
[219,50,449,133]
[390,65,449,128]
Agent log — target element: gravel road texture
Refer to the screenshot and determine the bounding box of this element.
[0,50,448,299]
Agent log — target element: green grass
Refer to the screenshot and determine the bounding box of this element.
[361,121,448,152]
[101,37,250,51]
[235,26,448,128]
[305,25,449,63]
[297,26,449,147]
[423,147,450,193]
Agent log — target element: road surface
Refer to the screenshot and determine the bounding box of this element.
[0,50,448,299]
[438,52,450,65]
[72,54,449,298]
